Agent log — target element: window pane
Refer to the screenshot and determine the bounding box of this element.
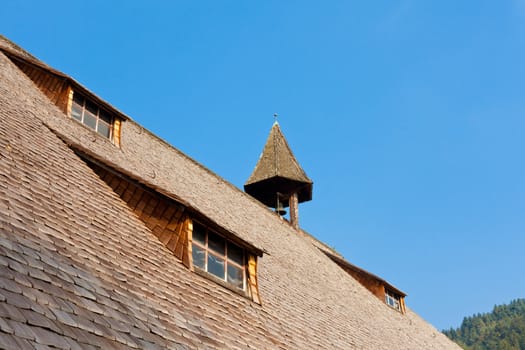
[83,111,97,130]
[227,243,244,266]
[208,232,225,255]
[73,93,84,105]
[192,244,205,269]
[208,254,225,279]
[97,121,111,138]
[85,100,98,116]
[71,103,83,121]
[99,110,112,124]
[227,265,244,290]
[193,223,206,244]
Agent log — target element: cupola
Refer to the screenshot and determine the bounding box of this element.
[244,120,313,228]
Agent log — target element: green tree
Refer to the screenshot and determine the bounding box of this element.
[443,299,525,350]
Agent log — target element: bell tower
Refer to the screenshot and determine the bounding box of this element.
[244,120,313,229]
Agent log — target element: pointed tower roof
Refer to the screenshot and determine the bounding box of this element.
[244,122,313,208]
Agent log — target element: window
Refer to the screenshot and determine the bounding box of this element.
[71,92,113,139]
[191,222,246,290]
[385,289,402,312]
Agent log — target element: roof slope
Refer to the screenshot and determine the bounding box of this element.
[0,40,460,349]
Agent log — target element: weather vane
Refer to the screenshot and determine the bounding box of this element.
[273,113,278,122]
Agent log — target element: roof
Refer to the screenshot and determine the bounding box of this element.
[244,122,313,207]
[0,35,460,349]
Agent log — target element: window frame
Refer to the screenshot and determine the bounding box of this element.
[191,221,247,292]
[385,289,402,312]
[70,91,114,140]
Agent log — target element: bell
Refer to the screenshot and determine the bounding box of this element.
[275,202,287,216]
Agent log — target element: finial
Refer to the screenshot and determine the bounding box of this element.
[273,113,278,124]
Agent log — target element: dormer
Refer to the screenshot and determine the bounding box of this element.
[324,251,407,313]
[0,46,125,146]
[79,155,263,304]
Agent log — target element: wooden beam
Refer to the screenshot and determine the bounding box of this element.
[289,192,299,229]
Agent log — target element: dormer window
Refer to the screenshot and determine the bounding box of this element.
[191,222,246,290]
[71,92,114,139]
[385,289,403,312]
[80,152,262,304]
[322,250,406,314]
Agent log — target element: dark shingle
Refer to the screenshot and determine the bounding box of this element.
[0,331,31,350]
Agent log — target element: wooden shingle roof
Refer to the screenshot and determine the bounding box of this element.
[0,35,460,349]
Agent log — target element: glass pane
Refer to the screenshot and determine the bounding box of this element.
[83,111,97,130]
[227,265,244,289]
[71,103,83,121]
[85,100,98,116]
[73,93,84,105]
[97,121,111,138]
[227,243,244,266]
[192,244,205,269]
[99,109,113,124]
[192,223,206,244]
[207,254,225,279]
[208,232,225,255]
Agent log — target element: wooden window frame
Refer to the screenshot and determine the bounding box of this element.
[385,288,404,312]
[69,90,115,140]
[191,221,247,292]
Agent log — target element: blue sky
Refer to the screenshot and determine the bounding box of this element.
[3,1,525,330]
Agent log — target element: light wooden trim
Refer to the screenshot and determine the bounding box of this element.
[66,86,74,116]
[113,118,122,147]
[187,219,194,270]
[248,255,261,305]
